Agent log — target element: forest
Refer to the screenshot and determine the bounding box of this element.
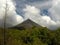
[0,26,60,45]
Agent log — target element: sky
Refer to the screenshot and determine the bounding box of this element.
[0,0,60,30]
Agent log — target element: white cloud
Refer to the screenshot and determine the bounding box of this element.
[23,5,40,18]
[0,0,24,28]
[23,4,60,30]
[24,5,40,14]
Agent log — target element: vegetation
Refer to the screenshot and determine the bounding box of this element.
[0,26,60,45]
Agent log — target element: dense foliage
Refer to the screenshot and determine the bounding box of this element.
[0,26,60,45]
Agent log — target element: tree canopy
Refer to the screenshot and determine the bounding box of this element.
[0,26,60,45]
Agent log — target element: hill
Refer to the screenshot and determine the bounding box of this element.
[0,19,60,45]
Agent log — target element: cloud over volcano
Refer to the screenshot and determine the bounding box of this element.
[23,4,60,30]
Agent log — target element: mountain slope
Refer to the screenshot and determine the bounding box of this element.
[12,19,44,30]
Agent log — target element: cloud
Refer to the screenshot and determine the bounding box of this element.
[23,5,40,18]
[23,4,60,30]
[49,0,60,21]
[0,0,23,28]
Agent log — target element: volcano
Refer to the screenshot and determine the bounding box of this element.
[11,19,47,30]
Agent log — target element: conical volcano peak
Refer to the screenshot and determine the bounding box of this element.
[12,19,43,30]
